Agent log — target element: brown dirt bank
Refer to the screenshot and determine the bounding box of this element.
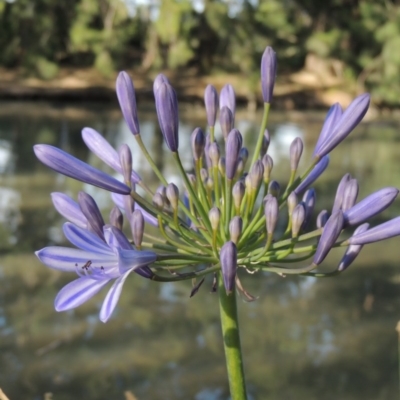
[0,64,360,111]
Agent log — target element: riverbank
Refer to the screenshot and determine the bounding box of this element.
[0,58,358,111]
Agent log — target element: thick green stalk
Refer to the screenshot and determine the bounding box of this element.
[218,273,247,400]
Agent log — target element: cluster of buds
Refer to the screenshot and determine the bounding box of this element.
[34,46,400,322]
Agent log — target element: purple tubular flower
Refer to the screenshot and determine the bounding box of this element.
[34,144,131,195]
[292,203,305,237]
[191,127,205,161]
[81,128,141,184]
[154,78,179,152]
[35,223,157,322]
[261,46,277,103]
[294,155,329,195]
[109,206,123,230]
[204,84,219,127]
[341,179,359,211]
[313,210,344,265]
[78,192,105,240]
[290,137,303,171]
[302,188,316,229]
[220,84,236,118]
[338,223,369,271]
[119,144,133,185]
[314,94,370,158]
[219,106,234,140]
[316,210,329,229]
[111,192,158,227]
[116,71,140,135]
[343,187,399,226]
[313,103,342,158]
[51,192,88,228]
[348,217,400,245]
[225,129,242,180]
[153,73,169,92]
[332,173,351,213]
[220,241,237,294]
[131,209,144,248]
[265,196,278,235]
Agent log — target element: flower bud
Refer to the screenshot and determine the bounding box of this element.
[332,173,351,213]
[119,144,133,185]
[208,142,220,167]
[229,216,243,244]
[289,137,303,171]
[204,84,219,127]
[232,181,245,211]
[209,207,221,231]
[206,177,214,190]
[236,158,245,178]
[78,192,105,239]
[220,241,237,294]
[294,155,329,195]
[261,130,270,157]
[166,183,179,211]
[291,203,305,237]
[187,173,197,189]
[338,223,369,271]
[341,178,359,211]
[262,154,273,182]
[344,187,399,226]
[248,160,264,190]
[265,196,278,235]
[191,127,205,161]
[152,192,165,210]
[219,106,234,139]
[268,180,280,198]
[116,71,140,136]
[348,217,400,245]
[225,129,242,180]
[220,84,236,118]
[302,188,316,229]
[313,210,344,265]
[154,78,179,152]
[239,147,249,167]
[316,210,329,229]
[218,157,226,177]
[200,168,208,182]
[261,46,277,103]
[109,206,123,230]
[131,209,144,248]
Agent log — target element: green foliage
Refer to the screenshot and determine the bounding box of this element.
[1,0,400,105]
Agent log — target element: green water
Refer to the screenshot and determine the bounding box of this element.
[0,101,399,400]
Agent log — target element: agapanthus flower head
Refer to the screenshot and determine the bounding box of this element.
[34,45,400,326]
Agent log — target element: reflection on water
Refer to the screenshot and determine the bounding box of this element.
[0,101,400,400]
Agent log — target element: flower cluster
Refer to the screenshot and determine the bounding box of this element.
[35,46,400,322]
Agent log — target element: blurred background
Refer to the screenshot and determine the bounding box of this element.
[1,1,400,400]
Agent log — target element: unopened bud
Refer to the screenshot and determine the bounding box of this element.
[204,85,219,127]
[218,157,226,177]
[229,216,243,244]
[262,154,273,182]
[191,127,205,161]
[239,147,249,167]
[109,206,123,230]
[292,203,306,237]
[268,180,280,198]
[119,144,133,185]
[261,130,270,157]
[78,191,105,239]
[209,207,221,231]
[219,106,234,139]
[287,192,298,217]
[200,168,208,183]
[249,160,264,190]
[342,178,359,212]
[225,129,242,180]
[131,210,144,248]
[265,196,279,235]
[289,137,303,171]
[232,181,245,211]
[152,193,164,210]
[166,183,179,211]
[208,142,220,167]
[220,241,237,294]
[316,210,329,229]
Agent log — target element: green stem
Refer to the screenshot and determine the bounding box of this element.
[218,273,247,400]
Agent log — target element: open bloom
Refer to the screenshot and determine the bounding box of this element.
[36,223,157,322]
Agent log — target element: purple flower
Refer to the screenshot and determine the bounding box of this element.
[313,103,342,158]
[220,84,236,118]
[154,77,179,152]
[34,144,131,195]
[219,106,234,140]
[225,129,243,180]
[220,241,237,294]
[348,217,400,245]
[343,187,399,226]
[294,156,329,195]
[116,71,140,136]
[36,223,157,322]
[289,137,303,171]
[51,192,88,229]
[338,223,369,271]
[82,127,140,184]
[204,84,219,127]
[314,94,370,158]
[261,46,277,103]
[191,127,205,161]
[332,173,351,213]
[78,191,105,240]
[313,210,344,265]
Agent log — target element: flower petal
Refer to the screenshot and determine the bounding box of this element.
[51,192,87,228]
[103,224,132,251]
[34,144,131,194]
[63,223,113,255]
[99,269,133,322]
[36,246,117,271]
[55,277,111,311]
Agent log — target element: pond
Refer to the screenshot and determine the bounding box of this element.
[0,100,400,400]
